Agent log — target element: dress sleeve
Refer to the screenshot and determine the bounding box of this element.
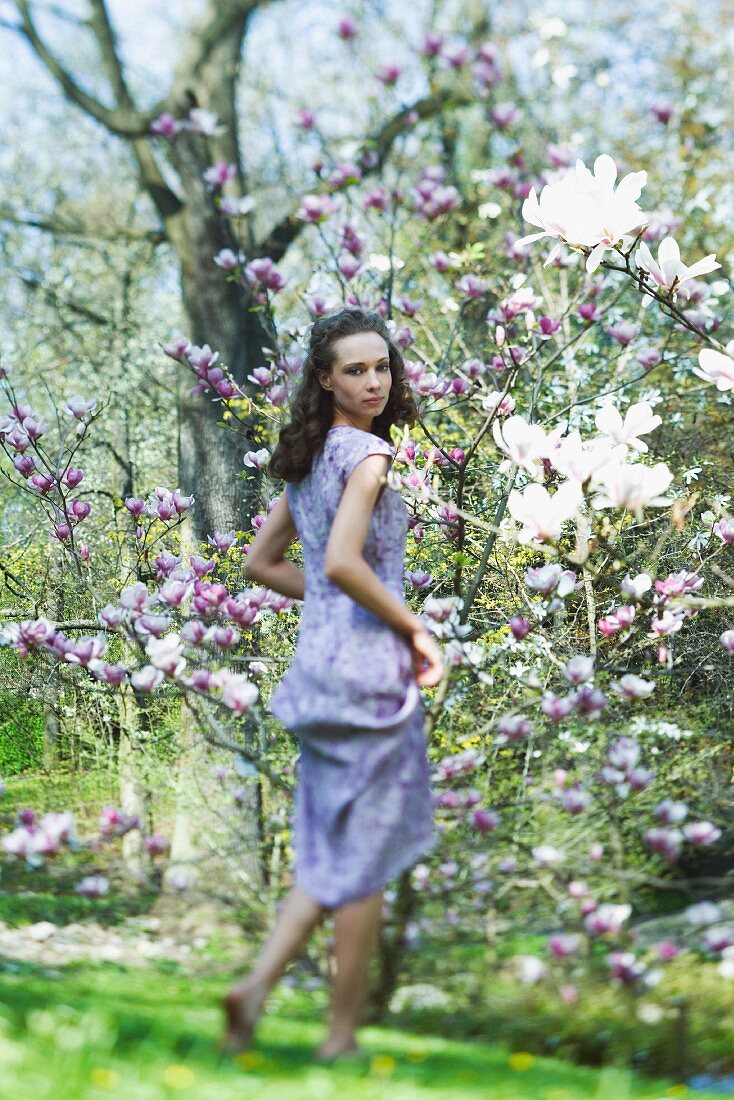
[340,431,395,484]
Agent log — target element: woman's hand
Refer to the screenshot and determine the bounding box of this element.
[408,626,445,688]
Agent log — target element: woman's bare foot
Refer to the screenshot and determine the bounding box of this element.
[314,1033,363,1062]
[219,978,267,1054]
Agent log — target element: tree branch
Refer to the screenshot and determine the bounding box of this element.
[14,0,147,136]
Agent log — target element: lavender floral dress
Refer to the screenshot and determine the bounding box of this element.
[269,426,436,907]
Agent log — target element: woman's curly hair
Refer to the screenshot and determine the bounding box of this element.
[268,307,419,483]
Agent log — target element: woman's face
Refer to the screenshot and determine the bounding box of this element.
[318,330,393,429]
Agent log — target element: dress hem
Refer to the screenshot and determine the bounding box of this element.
[294,829,436,910]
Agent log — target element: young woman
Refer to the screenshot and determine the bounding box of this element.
[221,307,444,1061]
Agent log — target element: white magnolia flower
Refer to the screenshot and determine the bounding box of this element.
[548,431,626,483]
[594,402,662,453]
[635,236,721,300]
[492,414,563,477]
[508,480,584,543]
[532,844,566,867]
[590,461,674,520]
[146,633,186,677]
[611,674,656,699]
[516,153,648,272]
[516,955,548,984]
[694,340,734,392]
[620,572,652,600]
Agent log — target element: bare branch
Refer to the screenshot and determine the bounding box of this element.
[13,0,148,136]
[0,204,166,245]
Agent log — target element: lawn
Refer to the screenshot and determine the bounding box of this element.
[0,959,727,1100]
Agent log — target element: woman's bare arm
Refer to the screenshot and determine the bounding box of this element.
[244,492,305,600]
[324,454,423,639]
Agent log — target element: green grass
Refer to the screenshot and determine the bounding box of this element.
[0,960,725,1100]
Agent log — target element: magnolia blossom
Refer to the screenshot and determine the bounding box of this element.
[492,414,561,476]
[694,340,734,392]
[76,875,110,898]
[516,153,648,272]
[584,903,632,936]
[590,460,674,520]
[635,236,721,300]
[611,674,656,699]
[516,955,547,984]
[507,480,583,543]
[594,402,662,453]
[244,446,269,468]
[620,573,652,600]
[146,633,186,677]
[481,390,515,417]
[654,799,688,825]
[547,432,625,484]
[683,821,722,845]
[532,844,566,867]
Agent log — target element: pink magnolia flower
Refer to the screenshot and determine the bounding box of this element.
[654,799,688,825]
[562,788,591,814]
[143,834,170,855]
[714,518,734,544]
[99,806,140,837]
[563,655,594,685]
[295,108,315,129]
[213,248,244,270]
[215,670,258,714]
[336,15,358,40]
[203,162,237,191]
[494,713,532,744]
[421,31,445,56]
[150,112,180,138]
[471,808,500,833]
[492,414,555,476]
[584,903,631,936]
[644,827,683,862]
[683,821,722,845]
[509,615,531,639]
[548,933,581,958]
[720,629,734,653]
[606,320,640,346]
[376,62,401,86]
[63,394,96,418]
[491,101,520,129]
[298,194,337,223]
[455,274,489,299]
[245,257,286,292]
[650,610,684,637]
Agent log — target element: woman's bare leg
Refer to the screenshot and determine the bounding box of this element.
[222,885,326,1051]
[316,888,383,1059]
